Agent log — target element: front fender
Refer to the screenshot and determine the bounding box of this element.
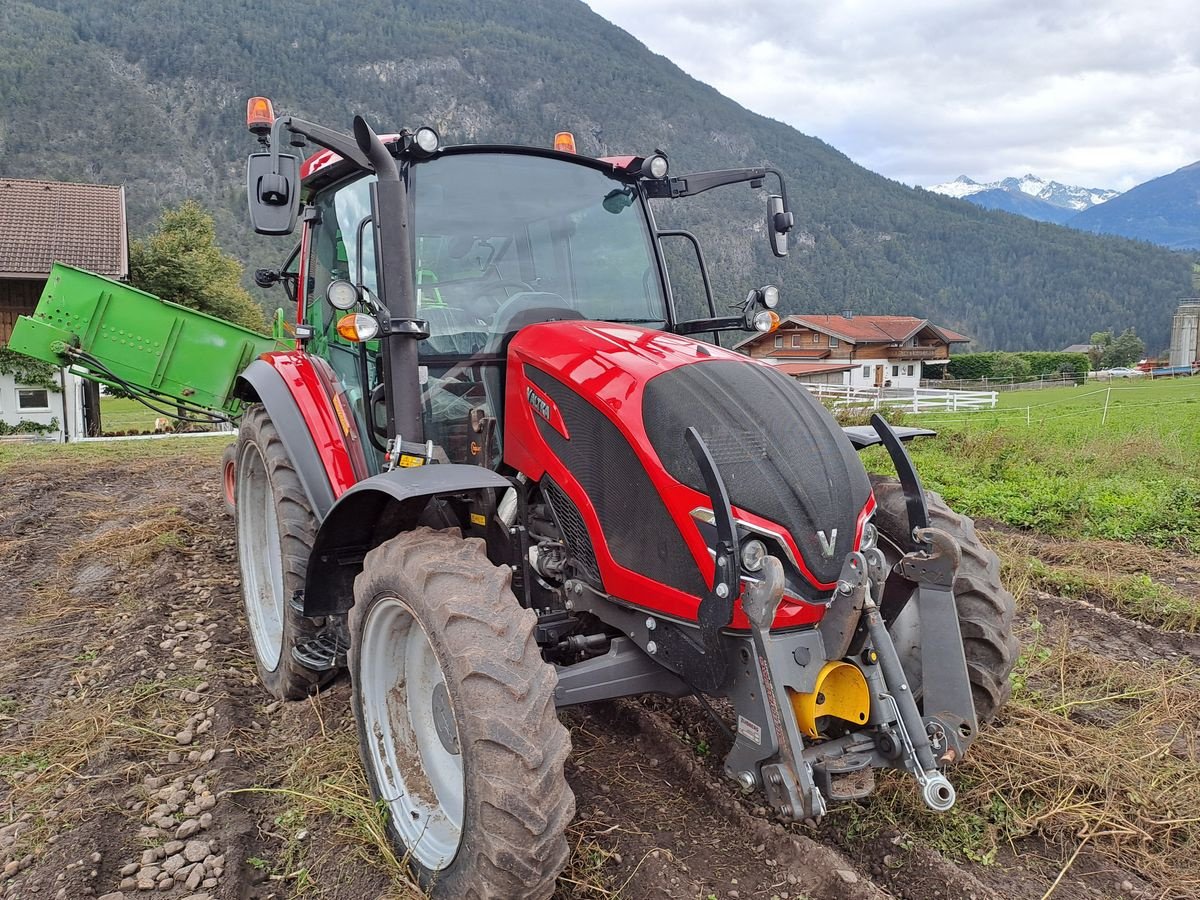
[235,358,338,519]
[302,465,514,616]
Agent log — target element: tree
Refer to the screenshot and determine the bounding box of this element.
[991,352,1031,380]
[1099,328,1145,368]
[130,200,267,332]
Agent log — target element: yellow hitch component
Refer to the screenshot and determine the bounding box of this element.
[789,661,871,739]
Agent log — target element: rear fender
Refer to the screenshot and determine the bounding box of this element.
[234,354,362,519]
[302,465,514,617]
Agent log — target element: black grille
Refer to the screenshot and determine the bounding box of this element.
[543,478,602,585]
[642,361,871,586]
[526,367,707,598]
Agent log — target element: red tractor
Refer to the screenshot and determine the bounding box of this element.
[233,98,1017,898]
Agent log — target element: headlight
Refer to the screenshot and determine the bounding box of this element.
[752,310,780,333]
[741,538,768,572]
[860,521,878,551]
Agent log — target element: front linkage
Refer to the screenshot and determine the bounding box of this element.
[699,416,977,819]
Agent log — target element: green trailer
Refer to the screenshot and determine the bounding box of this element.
[8,263,281,419]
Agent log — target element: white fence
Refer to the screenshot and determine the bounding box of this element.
[803,383,998,414]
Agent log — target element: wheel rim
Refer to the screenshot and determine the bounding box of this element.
[223,455,237,509]
[359,596,465,871]
[236,442,285,672]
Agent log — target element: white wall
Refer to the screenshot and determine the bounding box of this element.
[0,370,85,442]
[845,358,924,389]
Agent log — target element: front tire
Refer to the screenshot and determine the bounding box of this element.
[349,527,573,899]
[235,405,331,700]
[871,475,1019,724]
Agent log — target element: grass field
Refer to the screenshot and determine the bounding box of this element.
[868,376,1200,551]
[99,396,171,433]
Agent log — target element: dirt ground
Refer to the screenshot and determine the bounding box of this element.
[0,442,1195,900]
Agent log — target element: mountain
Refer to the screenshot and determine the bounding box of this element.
[960,188,1078,225]
[1068,162,1200,251]
[928,174,1119,220]
[0,0,1193,351]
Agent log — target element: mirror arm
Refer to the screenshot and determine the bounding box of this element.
[268,116,374,174]
[647,166,793,234]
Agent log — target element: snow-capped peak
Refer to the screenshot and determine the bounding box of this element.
[927,173,1120,211]
[929,176,986,199]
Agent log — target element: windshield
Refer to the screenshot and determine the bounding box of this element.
[411,152,667,357]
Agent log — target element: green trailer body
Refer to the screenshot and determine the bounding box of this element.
[8,263,280,416]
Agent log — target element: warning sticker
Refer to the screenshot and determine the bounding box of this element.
[737,715,762,746]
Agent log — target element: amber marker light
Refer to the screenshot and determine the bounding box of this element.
[247,97,275,135]
[554,131,577,153]
[336,313,380,342]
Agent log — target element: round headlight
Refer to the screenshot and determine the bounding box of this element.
[326,279,359,310]
[752,310,780,333]
[741,538,768,572]
[414,126,440,154]
[860,521,878,551]
[645,154,669,179]
[761,284,780,309]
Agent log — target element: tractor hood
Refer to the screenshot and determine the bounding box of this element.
[504,321,873,614]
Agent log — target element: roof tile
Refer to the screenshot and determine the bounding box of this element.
[0,179,127,278]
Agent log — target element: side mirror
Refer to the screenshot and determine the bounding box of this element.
[767,194,793,258]
[246,152,301,235]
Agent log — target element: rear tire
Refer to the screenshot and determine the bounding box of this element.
[871,475,1019,724]
[235,405,331,700]
[348,527,573,899]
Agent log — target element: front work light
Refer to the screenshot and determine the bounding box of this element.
[760,284,780,309]
[641,153,669,179]
[413,126,440,155]
[326,280,359,311]
[336,313,380,342]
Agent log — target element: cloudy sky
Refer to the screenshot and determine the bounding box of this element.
[584,0,1198,191]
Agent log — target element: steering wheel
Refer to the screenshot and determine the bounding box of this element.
[476,279,534,301]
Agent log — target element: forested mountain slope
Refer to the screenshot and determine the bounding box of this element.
[1,0,1192,349]
[1069,162,1200,251]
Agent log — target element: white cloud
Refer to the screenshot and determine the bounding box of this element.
[584,0,1199,190]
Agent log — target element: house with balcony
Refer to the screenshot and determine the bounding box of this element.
[734,312,971,389]
[0,178,128,440]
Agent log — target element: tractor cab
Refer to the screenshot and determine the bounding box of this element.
[246,100,791,476]
[299,147,682,472]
